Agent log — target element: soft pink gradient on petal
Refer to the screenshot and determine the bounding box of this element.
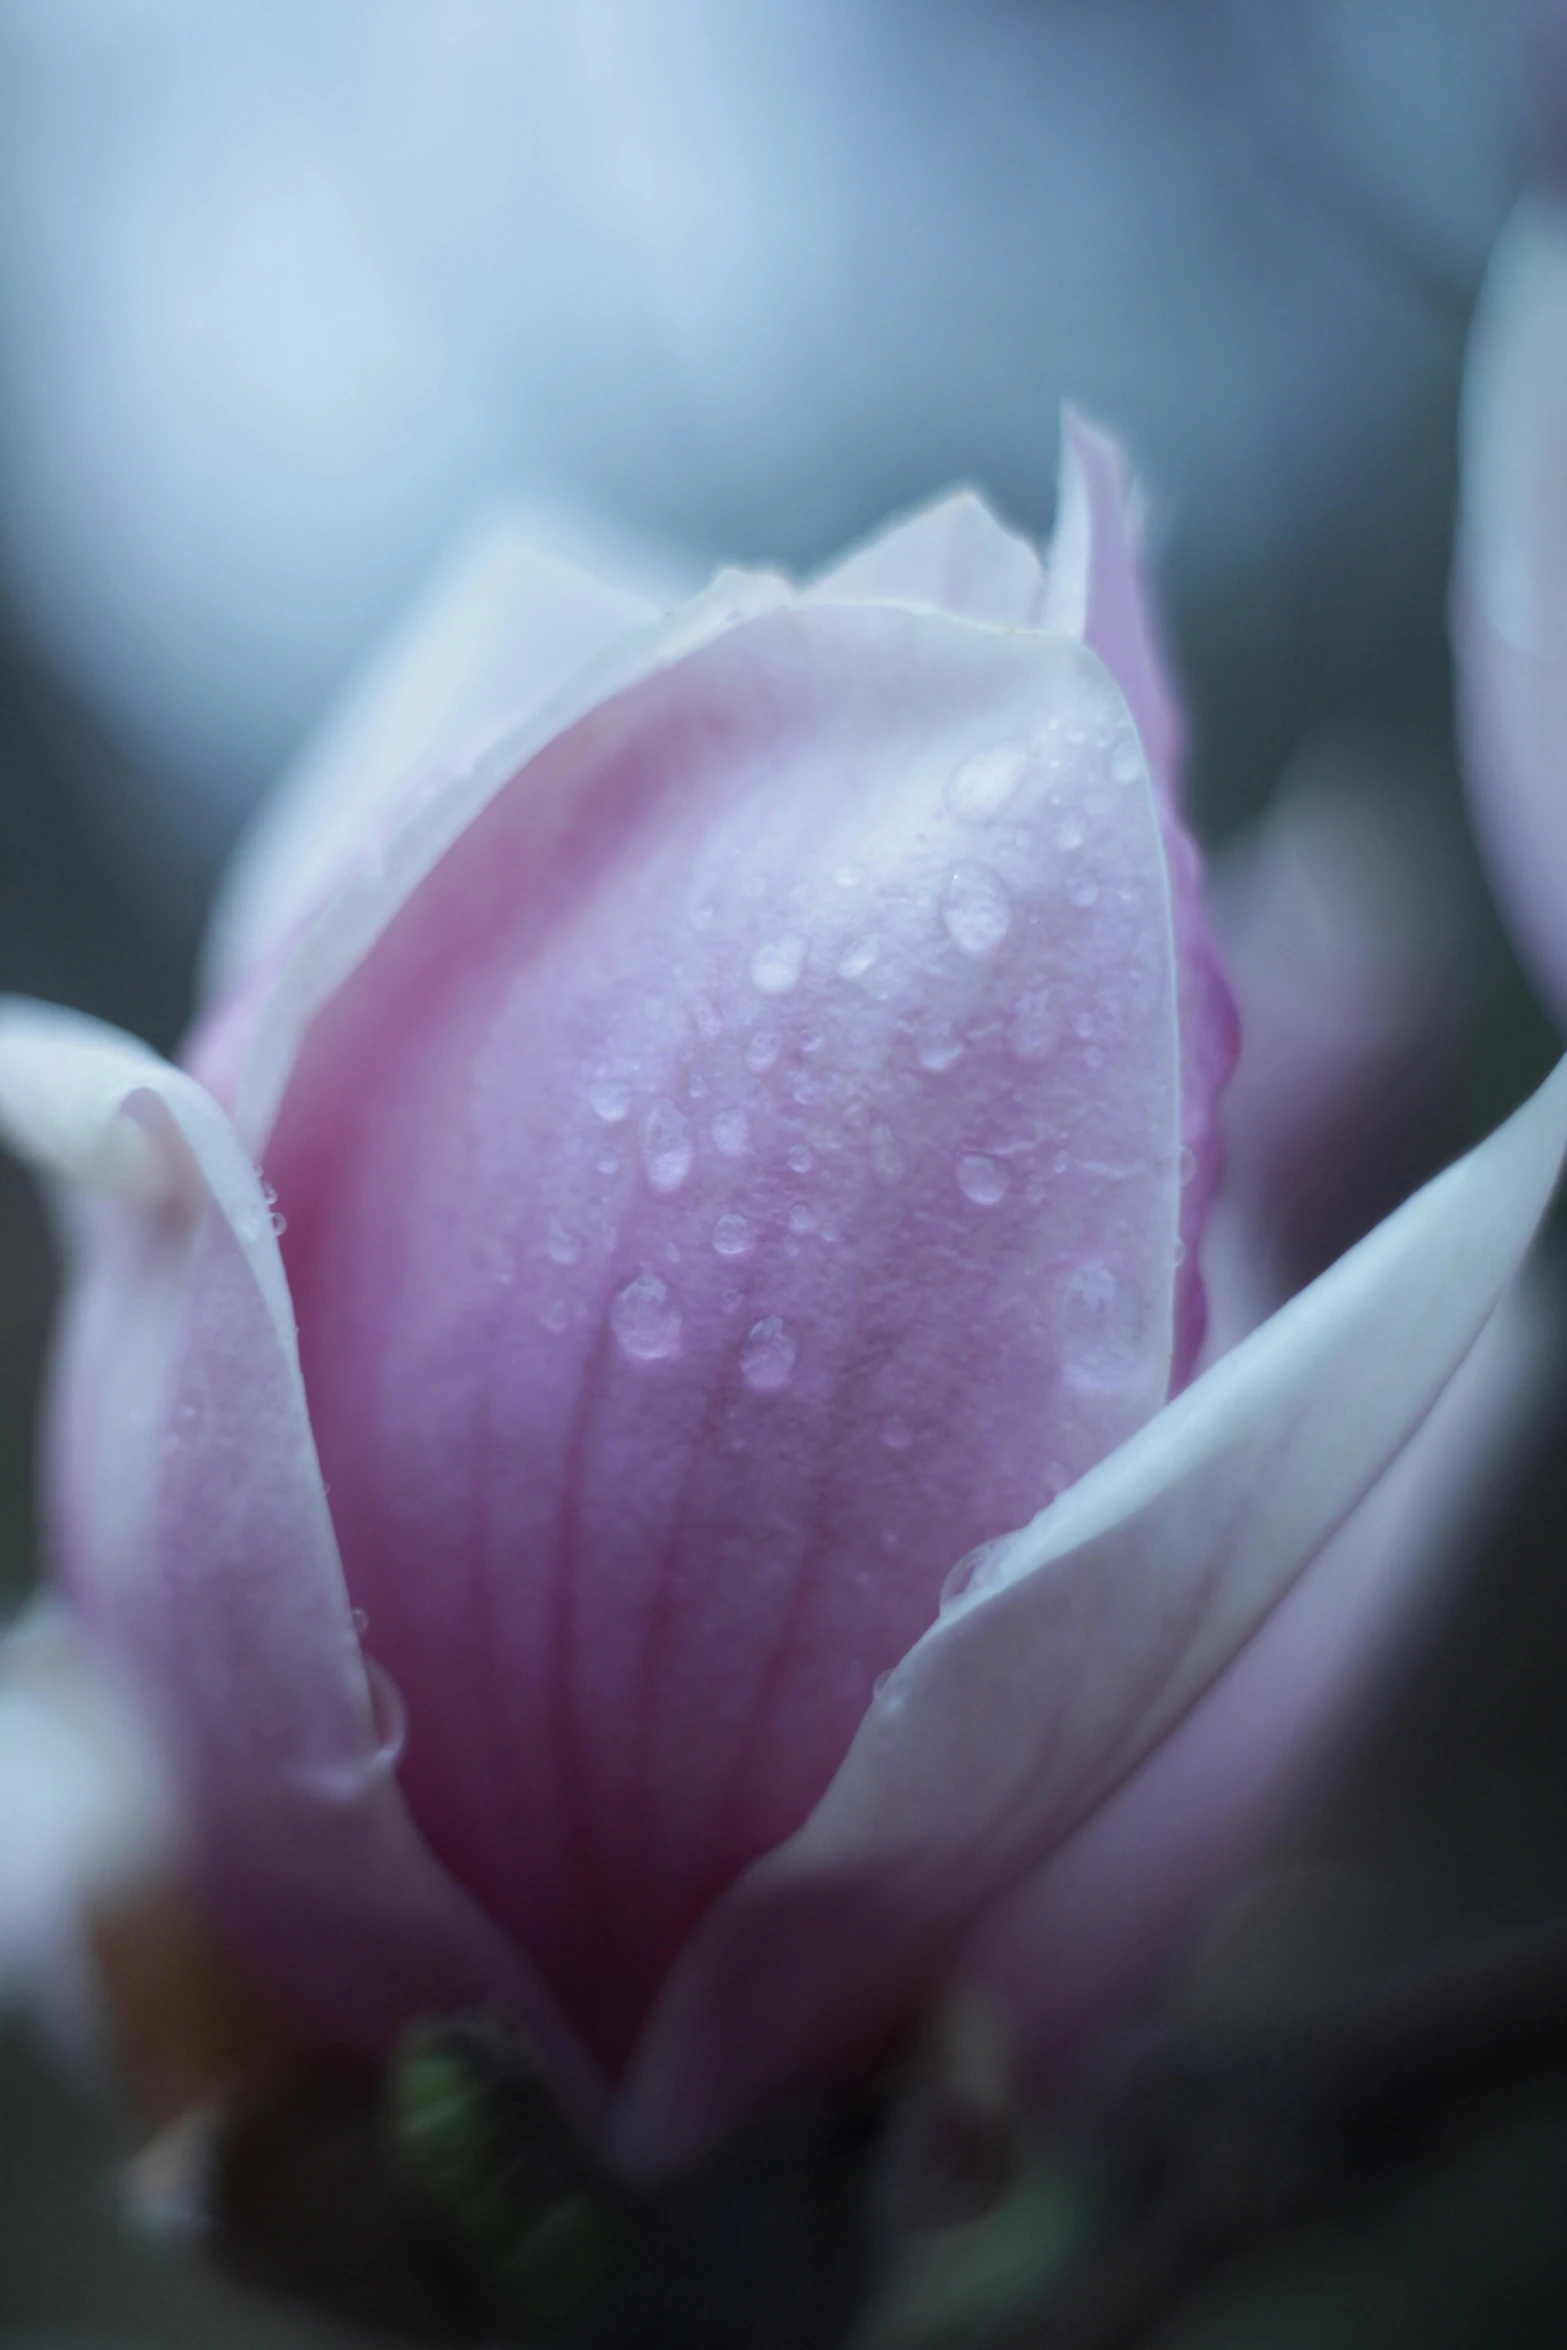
[0,1002,599,2125]
[265,604,1184,2070]
[1454,198,1567,1033]
[613,1058,1567,2173]
[964,1274,1560,2083]
[1047,412,1240,1384]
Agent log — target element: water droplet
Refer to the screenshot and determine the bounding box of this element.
[833,863,863,889]
[539,1298,570,1333]
[365,1658,407,1769]
[880,1415,914,1451]
[721,1286,744,1313]
[612,1273,682,1362]
[947,741,1028,822]
[269,1209,288,1237]
[641,1099,693,1192]
[1173,1237,1187,1267]
[751,935,807,995]
[1111,737,1144,784]
[1073,1012,1095,1039]
[693,995,723,1040]
[1010,990,1063,1062]
[787,1143,814,1175]
[940,1539,1006,1612]
[259,1179,278,1205]
[350,1606,370,1637]
[1066,876,1100,909]
[746,1029,782,1073]
[712,1109,749,1158]
[1178,1145,1198,1186]
[1083,1045,1105,1068]
[871,1122,907,1182]
[546,1216,581,1266]
[941,864,1012,957]
[788,1202,816,1235]
[713,1212,755,1258]
[1060,1262,1146,1387]
[597,1153,621,1177]
[838,939,877,980]
[957,1154,1010,1207]
[917,1023,965,1074]
[740,1315,796,1391]
[1055,810,1088,851]
[590,1077,633,1123]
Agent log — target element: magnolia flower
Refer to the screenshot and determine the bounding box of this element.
[1454,194,1567,1032]
[2,418,1564,2189]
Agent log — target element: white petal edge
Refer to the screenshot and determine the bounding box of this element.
[1458,196,1567,658]
[614,1054,1567,2173]
[0,997,604,2126]
[219,564,797,1156]
[202,514,665,1004]
[806,487,1048,626]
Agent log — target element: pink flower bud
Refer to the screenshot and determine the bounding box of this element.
[2,417,1563,2177]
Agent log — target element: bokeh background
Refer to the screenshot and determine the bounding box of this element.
[1,3,1565,2343]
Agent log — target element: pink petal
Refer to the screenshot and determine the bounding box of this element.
[1454,198,1567,1033]
[263,603,1185,2073]
[965,1272,1560,2079]
[613,1055,1567,2174]
[0,1000,599,2124]
[1046,410,1239,1382]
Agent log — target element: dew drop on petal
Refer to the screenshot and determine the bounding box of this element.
[269,1209,288,1236]
[1178,1145,1198,1186]
[751,936,807,994]
[788,1202,816,1235]
[941,864,1012,957]
[1066,876,1100,909]
[1010,990,1063,1062]
[917,1023,965,1074]
[546,1216,581,1265]
[590,1077,633,1123]
[871,1122,907,1182]
[940,1539,1006,1612]
[787,1143,814,1174]
[947,741,1028,822]
[712,1108,749,1158]
[642,1098,694,1192]
[1055,811,1088,852]
[740,1315,796,1391]
[956,1153,1010,1207]
[612,1273,683,1362]
[746,1029,782,1073]
[1060,1261,1146,1387]
[712,1212,755,1258]
[880,1414,914,1452]
[365,1658,407,1770]
[1111,736,1144,784]
[538,1298,570,1333]
[838,938,878,980]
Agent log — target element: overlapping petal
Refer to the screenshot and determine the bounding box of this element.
[0,1000,598,2121]
[614,1056,1567,2171]
[263,600,1186,2069]
[1454,197,1567,1031]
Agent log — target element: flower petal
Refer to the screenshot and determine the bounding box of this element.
[262,602,1185,2074]
[808,489,1048,626]
[1454,197,1567,1032]
[196,515,664,1025]
[0,999,599,2122]
[1045,409,1238,1379]
[0,1600,174,2047]
[190,566,794,1154]
[965,1268,1561,2078]
[614,1054,1567,2173]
